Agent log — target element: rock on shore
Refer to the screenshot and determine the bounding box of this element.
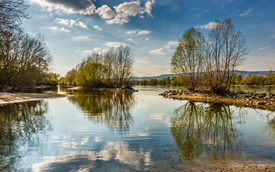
[159,90,275,111]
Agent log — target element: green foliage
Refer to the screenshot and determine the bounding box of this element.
[230,71,275,85]
[171,76,178,85]
[166,77,171,84]
[45,73,60,86]
[148,78,158,85]
[63,46,134,88]
[171,27,205,91]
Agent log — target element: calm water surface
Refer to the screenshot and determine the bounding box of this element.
[1,85,275,171]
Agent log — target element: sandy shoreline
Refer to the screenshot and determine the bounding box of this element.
[0,93,71,105]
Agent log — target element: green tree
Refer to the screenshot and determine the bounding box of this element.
[171,76,178,85]
[166,77,171,84]
[171,27,205,91]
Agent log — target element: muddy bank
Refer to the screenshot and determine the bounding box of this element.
[68,86,138,92]
[0,93,71,106]
[159,90,275,111]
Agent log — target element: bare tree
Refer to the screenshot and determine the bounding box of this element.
[0,0,29,32]
[205,17,249,93]
[113,46,134,88]
[171,27,205,91]
[0,33,52,91]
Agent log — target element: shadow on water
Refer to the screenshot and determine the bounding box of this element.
[0,101,50,171]
[170,102,247,164]
[67,91,136,134]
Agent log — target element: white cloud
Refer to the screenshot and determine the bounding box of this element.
[30,0,96,15]
[127,38,133,41]
[31,0,154,25]
[206,9,210,12]
[93,48,102,51]
[106,0,155,25]
[114,1,144,19]
[126,30,138,34]
[78,22,87,29]
[199,22,219,30]
[74,36,90,40]
[137,30,151,35]
[56,18,87,29]
[144,0,154,16]
[258,47,269,50]
[106,17,128,25]
[60,28,70,32]
[150,48,172,55]
[106,42,127,47]
[47,27,70,33]
[95,5,115,19]
[165,41,178,48]
[93,25,102,31]
[145,38,149,41]
[126,30,151,35]
[48,26,59,31]
[270,34,275,39]
[239,8,253,16]
[82,50,93,54]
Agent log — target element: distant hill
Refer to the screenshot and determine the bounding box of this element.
[135,71,270,81]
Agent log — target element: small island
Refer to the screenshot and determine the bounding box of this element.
[159,90,275,111]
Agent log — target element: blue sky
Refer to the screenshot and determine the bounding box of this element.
[22,0,275,77]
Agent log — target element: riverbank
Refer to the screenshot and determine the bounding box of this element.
[0,93,71,106]
[159,90,275,111]
[68,86,138,92]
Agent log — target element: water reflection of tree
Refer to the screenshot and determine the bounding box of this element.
[68,92,136,134]
[170,102,245,162]
[0,101,50,171]
[263,112,275,138]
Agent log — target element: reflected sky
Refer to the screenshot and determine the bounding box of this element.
[1,85,275,171]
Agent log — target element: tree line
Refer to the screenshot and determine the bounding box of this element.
[134,70,275,86]
[171,17,250,93]
[60,46,135,88]
[0,0,53,91]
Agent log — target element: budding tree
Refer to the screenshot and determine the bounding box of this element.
[171,27,205,91]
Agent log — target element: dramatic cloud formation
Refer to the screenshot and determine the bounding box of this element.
[56,18,87,29]
[239,8,253,16]
[105,42,127,47]
[31,0,154,25]
[150,48,171,55]
[258,47,269,50]
[30,0,96,15]
[199,22,219,29]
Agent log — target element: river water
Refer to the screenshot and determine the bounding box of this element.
[1,85,275,171]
